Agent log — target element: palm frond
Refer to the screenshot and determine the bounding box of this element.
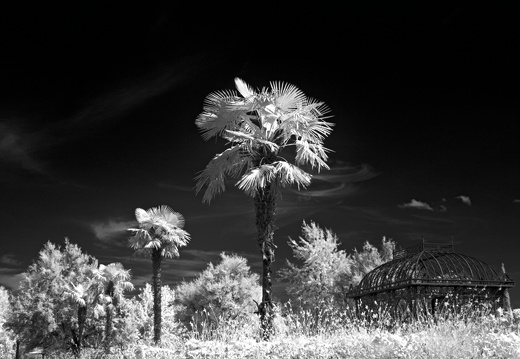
[234,77,256,98]
[160,228,190,258]
[273,161,312,189]
[236,164,275,197]
[225,129,255,142]
[134,208,150,225]
[270,81,306,111]
[144,238,162,249]
[304,97,332,117]
[300,118,335,143]
[295,140,331,171]
[279,111,334,145]
[257,103,281,138]
[127,228,152,249]
[195,145,252,203]
[196,90,243,141]
[147,205,185,228]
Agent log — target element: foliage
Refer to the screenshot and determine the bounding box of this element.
[175,253,261,330]
[194,77,334,203]
[5,239,134,356]
[127,205,190,345]
[0,286,15,358]
[279,221,396,311]
[56,302,520,359]
[125,284,185,345]
[279,220,350,311]
[128,206,190,259]
[344,236,395,286]
[93,262,134,351]
[5,239,100,355]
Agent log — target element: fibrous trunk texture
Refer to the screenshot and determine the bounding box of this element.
[104,305,112,351]
[104,282,114,351]
[77,304,87,356]
[152,248,163,345]
[254,184,276,340]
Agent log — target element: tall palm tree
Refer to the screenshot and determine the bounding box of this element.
[94,263,134,351]
[127,205,190,345]
[195,78,333,338]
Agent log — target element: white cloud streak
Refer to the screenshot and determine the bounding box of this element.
[0,254,23,266]
[398,199,434,211]
[0,122,47,174]
[455,195,472,206]
[0,57,208,177]
[90,219,136,242]
[293,163,379,199]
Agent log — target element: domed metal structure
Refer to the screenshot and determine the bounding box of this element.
[347,240,514,317]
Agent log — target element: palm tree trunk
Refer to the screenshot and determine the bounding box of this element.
[254,184,277,340]
[15,339,20,359]
[104,305,112,352]
[152,248,162,345]
[104,283,114,352]
[77,304,87,356]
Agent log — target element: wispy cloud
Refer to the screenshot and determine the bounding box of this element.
[0,57,208,178]
[513,199,520,204]
[67,61,198,127]
[455,195,472,206]
[0,122,47,174]
[293,163,379,199]
[398,199,434,211]
[90,219,136,243]
[0,254,23,266]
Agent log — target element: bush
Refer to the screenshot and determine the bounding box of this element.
[175,253,261,331]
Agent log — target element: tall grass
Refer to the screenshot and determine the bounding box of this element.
[22,302,520,358]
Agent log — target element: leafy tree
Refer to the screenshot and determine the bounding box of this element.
[345,237,395,286]
[5,239,100,356]
[280,221,396,310]
[195,78,334,337]
[5,240,135,357]
[175,253,261,329]
[279,221,350,311]
[0,286,15,359]
[127,205,190,345]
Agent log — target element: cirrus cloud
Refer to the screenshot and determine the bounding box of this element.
[293,163,380,199]
[90,219,136,243]
[398,199,434,211]
[455,195,472,206]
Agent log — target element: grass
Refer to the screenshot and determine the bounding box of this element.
[34,303,520,358]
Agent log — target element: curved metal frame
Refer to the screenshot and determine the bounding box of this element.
[347,242,514,299]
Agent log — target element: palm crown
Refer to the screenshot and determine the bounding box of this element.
[128,205,190,258]
[195,77,334,203]
[95,263,134,305]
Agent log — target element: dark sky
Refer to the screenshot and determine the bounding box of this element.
[1,2,519,305]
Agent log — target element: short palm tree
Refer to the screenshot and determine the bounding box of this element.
[95,263,134,350]
[63,281,95,356]
[195,78,333,338]
[127,205,190,345]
